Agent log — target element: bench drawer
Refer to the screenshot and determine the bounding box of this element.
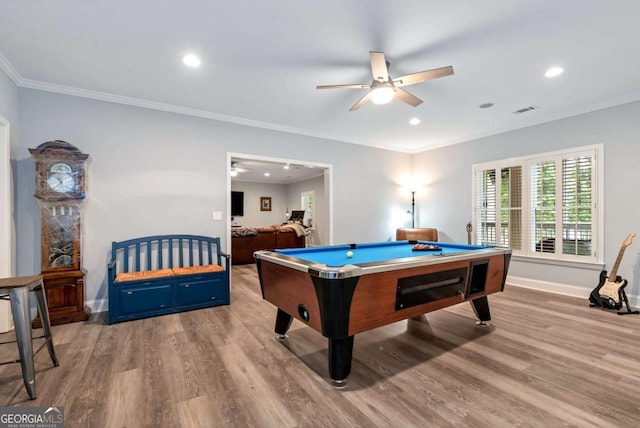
[118,283,173,316]
[176,277,226,308]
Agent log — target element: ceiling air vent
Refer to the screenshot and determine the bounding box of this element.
[513,105,538,114]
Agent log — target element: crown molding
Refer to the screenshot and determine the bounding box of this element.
[412,91,640,153]
[18,78,409,153]
[0,51,23,85]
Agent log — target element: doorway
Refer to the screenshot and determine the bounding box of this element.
[227,152,333,250]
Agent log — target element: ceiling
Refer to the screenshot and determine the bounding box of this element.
[230,158,325,184]
[2,1,640,153]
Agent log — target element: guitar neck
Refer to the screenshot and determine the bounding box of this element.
[609,241,632,279]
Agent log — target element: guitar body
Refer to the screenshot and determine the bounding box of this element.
[590,233,635,311]
[589,270,608,307]
[596,275,626,310]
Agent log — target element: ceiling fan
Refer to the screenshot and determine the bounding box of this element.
[317,51,454,111]
[230,161,252,177]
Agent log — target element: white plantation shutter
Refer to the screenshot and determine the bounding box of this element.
[473,146,599,263]
[530,161,556,253]
[475,169,496,245]
[500,166,522,249]
[474,166,522,248]
[562,156,593,256]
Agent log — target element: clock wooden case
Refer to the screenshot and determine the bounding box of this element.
[29,140,90,326]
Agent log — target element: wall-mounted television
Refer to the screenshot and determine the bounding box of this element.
[231,191,244,216]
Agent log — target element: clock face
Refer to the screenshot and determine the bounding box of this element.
[50,162,72,174]
[47,172,76,193]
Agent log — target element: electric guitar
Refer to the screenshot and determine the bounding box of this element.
[590,233,635,310]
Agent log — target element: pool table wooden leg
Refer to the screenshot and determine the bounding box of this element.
[470,296,491,325]
[328,336,354,388]
[274,308,293,340]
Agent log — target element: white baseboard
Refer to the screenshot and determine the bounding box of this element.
[86,298,108,314]
[507,275,640,308]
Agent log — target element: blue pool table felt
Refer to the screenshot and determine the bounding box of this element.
[276,241,487,267]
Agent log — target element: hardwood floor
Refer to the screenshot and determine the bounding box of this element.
[2,264,640,427]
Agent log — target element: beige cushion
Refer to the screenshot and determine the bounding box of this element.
[172,265,224,275]
[115,268,175,283]
[115,265,224,283]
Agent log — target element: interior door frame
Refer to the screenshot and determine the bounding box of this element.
[226,152,333,255]
[0,115,14,331]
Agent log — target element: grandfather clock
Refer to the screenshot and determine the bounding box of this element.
[29,140,90,326]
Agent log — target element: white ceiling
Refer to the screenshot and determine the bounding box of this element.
[230,157,325,184]
[2,1,640,153]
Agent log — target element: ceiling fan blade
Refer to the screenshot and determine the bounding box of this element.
[395,88,423,107]
[316,83,369,90]
[393,65,454,87]
[370,51,389,82]
[349,92,372,111]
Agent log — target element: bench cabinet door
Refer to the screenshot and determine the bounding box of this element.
[118,283,173,316]
[176,277,227,308]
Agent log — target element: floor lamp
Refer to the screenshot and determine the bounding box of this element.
[407,190,415,228]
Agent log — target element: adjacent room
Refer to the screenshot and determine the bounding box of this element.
[1,1,640,426]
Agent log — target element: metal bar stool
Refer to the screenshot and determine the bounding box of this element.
[0,275,59,400]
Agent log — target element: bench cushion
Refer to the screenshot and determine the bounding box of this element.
[115,268,175,283]
[114,265,224,282]
[171,265,224,275]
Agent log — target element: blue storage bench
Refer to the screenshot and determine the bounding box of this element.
[108,234,230,324]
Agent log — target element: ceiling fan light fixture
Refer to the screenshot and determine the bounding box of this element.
[230,169,238,177]
[370,86,395,105]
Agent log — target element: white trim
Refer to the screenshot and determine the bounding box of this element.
[507,275,639,310]
[19,78,405,153]
[0,51,22,85]
[86,298,108,314]
[0,116,13,332]
[3,49,640,155]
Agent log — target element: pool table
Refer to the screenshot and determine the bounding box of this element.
[254,240,511,387]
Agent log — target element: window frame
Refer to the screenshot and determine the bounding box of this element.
[472,144,604,265]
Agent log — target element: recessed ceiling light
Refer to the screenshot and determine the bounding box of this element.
[283,164,290,170]
[182,54,201,68]
[409,118,420,125]
[544,66,564,78]
[479,103,494,109]
[264,172,270,177]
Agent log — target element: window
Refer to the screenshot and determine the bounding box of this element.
[301,191,314,228]
[473,145,602,263]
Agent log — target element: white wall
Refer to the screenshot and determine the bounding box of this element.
[15,89,412,310]
[413,101,640,305]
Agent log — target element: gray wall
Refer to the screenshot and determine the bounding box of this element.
[14,88,411,309]
[230,181,288,227]
[413,101,640,304]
